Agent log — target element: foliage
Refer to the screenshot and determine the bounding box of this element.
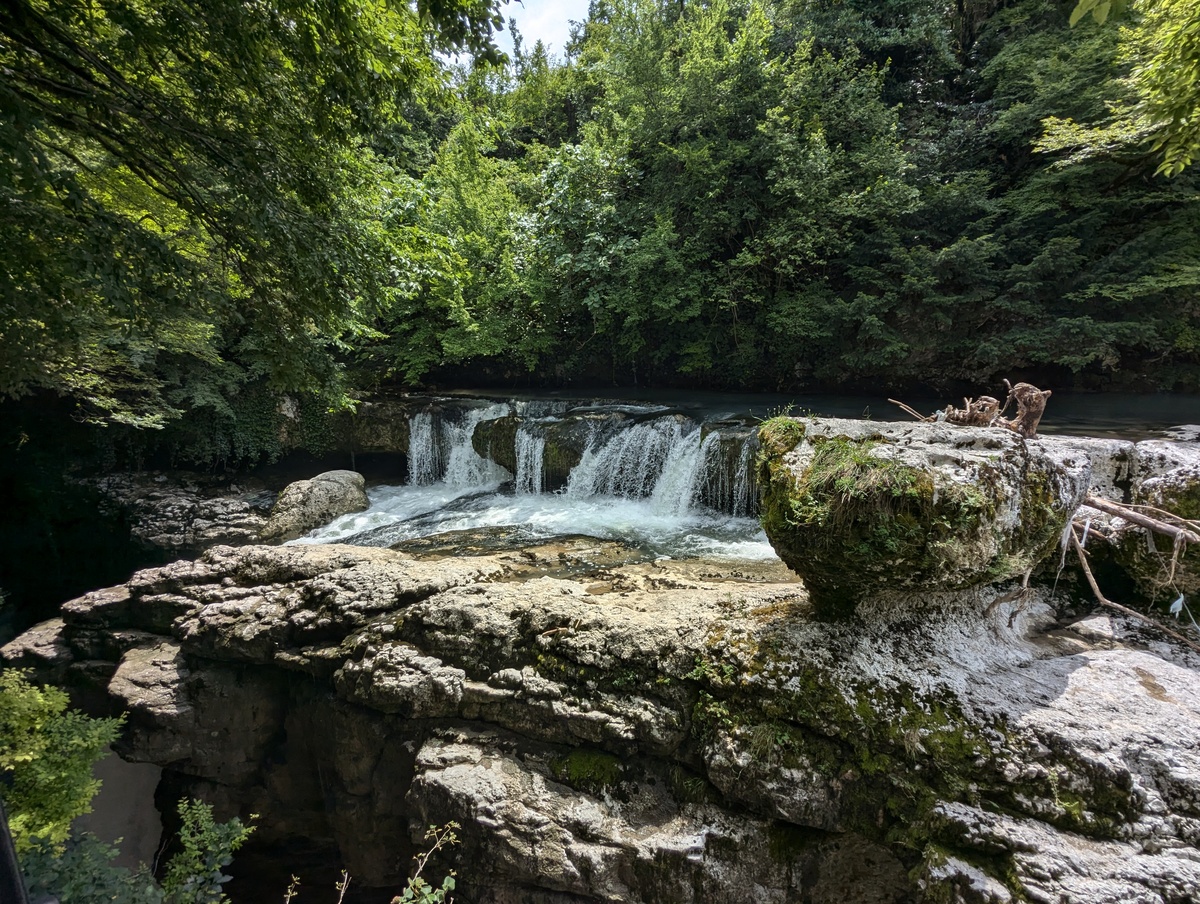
[0,670,121,851]
[20,834,165,904]
[391,822,460,904]
[21,800,252,904]
[1054,0,1200,176]
[1,670,253,904]
[160,799,254,904]
[3,0,1198,435]
[0,0,504,427]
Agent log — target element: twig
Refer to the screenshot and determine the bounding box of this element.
[335,871,351,904]
[888,399,933,422]
[1070,529,1200,655]
[283,876,301,904]
[1083,494,1200,545]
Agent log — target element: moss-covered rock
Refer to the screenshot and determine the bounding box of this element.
[757,417,1089,611]
[1112,439,1200,602]
[471,412,603,490]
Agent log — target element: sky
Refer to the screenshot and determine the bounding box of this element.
[496,0,593,59]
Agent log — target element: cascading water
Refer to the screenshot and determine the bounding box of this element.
[407,404,511,488]
[699,431,759,517]
[407,411,442,486]
[514,426,546,495]
[297,398,775,560]
[442,403,512,487]
[567,417,700,502]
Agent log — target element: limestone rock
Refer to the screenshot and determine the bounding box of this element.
[108,639,287,785]
[1037,434,1136,501]
[89,472,272,552]
[756,417,1089,608]
[7,540,1200,903]
[1112,439,1200,602]
[260,470,369,543]
[405,729,913,904]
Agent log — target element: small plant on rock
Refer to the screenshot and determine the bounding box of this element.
[392,822,460,904]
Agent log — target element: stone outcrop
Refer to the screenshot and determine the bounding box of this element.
[1032,435,1200,603]
[259,470,369,543]
[756,417,1089,609]
[6,540,1200,903]
[89,473,273,552]
[471,412,618,491]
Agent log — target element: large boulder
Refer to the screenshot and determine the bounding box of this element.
[259,470,369,543]
[756,417,1089,610]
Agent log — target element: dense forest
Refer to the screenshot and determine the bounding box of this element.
[1,0,1198,447]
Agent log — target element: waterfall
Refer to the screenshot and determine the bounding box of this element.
[731,436,757,517]
[699,431,759,517]
[566,416,706,511]
[515,426,546,495]
[408,403,511,488]
[407,411,442,486]
[407,400,758,516]
[307,395,778,562]
[649,428,707,516]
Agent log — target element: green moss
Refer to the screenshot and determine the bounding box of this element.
[756,422,1073,612]
[757,417,807,459]
[1116,479,1200,602]
[550,748,623,793]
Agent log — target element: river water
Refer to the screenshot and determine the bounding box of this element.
[288,390,1200,562]
[294,399,775,559]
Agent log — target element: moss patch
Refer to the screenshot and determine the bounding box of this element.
[550,748,624,793]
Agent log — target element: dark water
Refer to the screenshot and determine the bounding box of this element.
[440,386,1200,439]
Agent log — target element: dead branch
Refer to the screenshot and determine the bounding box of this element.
[1082,494,1200,545]
[1070,528,1200,655]
[1116,500,1200,532]
[888,379,1052,437]
[888,399,934,422]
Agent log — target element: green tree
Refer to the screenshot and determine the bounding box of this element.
[1,670,254,904]
[0,0,505,426]
[0,670,120,851]
[1051,0,1200,175]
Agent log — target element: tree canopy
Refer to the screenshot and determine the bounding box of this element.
[0,0,504,426]
[2,0,1198,460]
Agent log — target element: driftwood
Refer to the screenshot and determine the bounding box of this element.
[944,395,1001,427]
[1002,380,1052,438]
[889,379,1051,438]
[1070,527,1200,656]
[1082,494,1200,546]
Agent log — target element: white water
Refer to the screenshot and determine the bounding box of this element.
[567,417,701,502]
[293,399,775,560]
[515,426,545,495]
[408,403,511,488]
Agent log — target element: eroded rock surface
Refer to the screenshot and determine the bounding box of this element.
[5,540,1200,904]
[89,473,273,552]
